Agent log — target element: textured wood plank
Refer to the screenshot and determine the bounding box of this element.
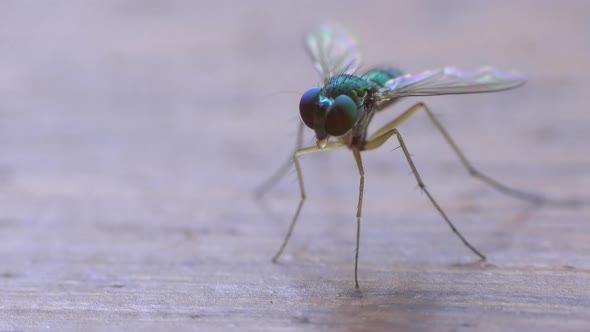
[0,1,589,331]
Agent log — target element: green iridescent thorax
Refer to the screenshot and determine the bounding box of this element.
[322,74,374,106]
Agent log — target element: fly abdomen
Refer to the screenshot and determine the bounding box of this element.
[363,67,404,110]
[363,67,404,87]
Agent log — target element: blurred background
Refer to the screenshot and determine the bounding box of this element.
[0,1,589,329]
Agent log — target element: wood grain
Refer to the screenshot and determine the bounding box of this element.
[0,1,589,331]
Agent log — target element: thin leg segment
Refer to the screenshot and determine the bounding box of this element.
[255,121,305,196]
[365,128,486,260]
[352,147,364,288]
[272,141,346,263]
[369,102,577,207]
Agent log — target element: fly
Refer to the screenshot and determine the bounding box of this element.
[257,24,577,288]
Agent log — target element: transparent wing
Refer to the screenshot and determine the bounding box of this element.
[305,24,362,83]
[377,67,526,100]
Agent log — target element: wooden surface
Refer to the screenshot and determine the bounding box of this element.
[1,1,590,331]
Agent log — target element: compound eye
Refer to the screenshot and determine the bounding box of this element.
[325,95,358,136]
[299,87,322,129]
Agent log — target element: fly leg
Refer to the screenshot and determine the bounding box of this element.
[272,141,345,262]
[351,147,364,288]
[255,121,305,196]
[364,128,486,260]
[369,102,579,207]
